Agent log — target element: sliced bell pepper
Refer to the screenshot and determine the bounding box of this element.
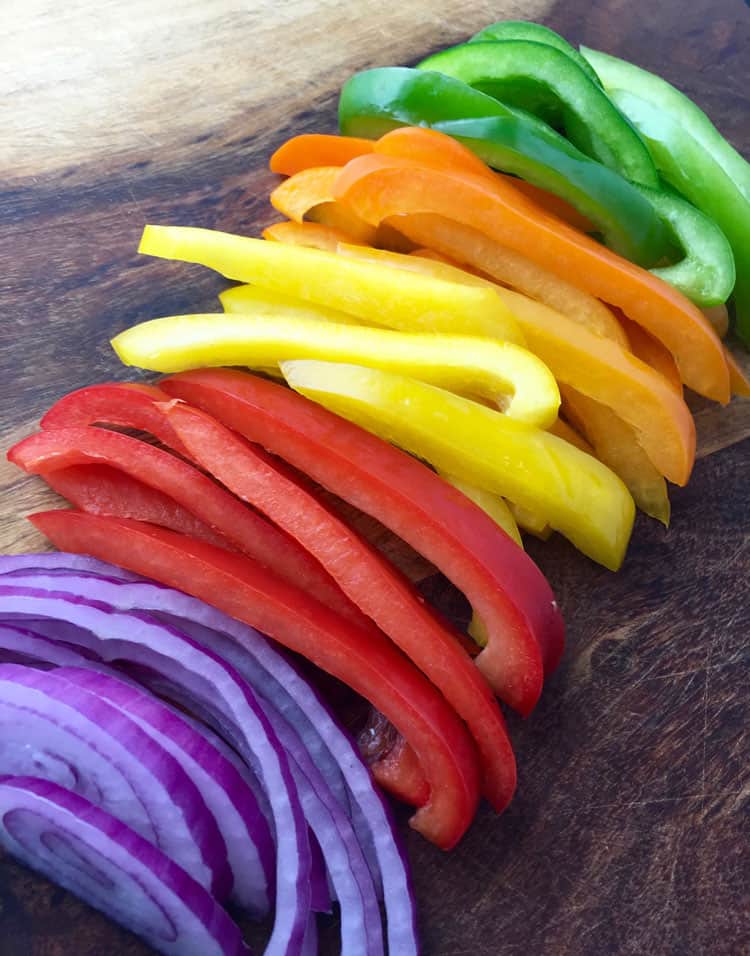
[633,183,735,307]
[470,20,603,88]
[138,224,524,345]
[29,509,481,850]
[375,125,498,183]
[702,305,729,340]
[616,316,682,395]
[263,220,364,251]
[270,133,374,175]
[438,473,522,548]
[437,472,522,651]
[9,424,366,630]
[281,360,635,571]
[580,54,750,343]
[270,165,377,244]
[42,464,238,549]
[359,214,630,347]
[160,368,565,714]
[219,283,367,326]
[354,212,696,484]
[112,312,559,428]
[417,41,659,186]
[561,387,670,525]
[509,503,552,541]
[549,417,594,455]
[338,68,668,265]
[364,731,430,808]
[505,178,595,233]
[726,350,750,398]
[334,153,730,404]
[161,399,517,811]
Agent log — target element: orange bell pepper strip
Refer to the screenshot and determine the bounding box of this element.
[561,387,671,525]
[375,125,498,182]
[702,304,729,339]
[509,179,595,233]
[373,212,696,485]
[263,220,364,251]
[367,213,630,346]
[270,166,377,244]
[548,417,594,455]
[333,151,730,402]
[726,349,750,397]
[270,133,374,176]
[617,315,682,395]
[376,125,595,232]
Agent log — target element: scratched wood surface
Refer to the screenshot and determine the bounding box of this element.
[1,0,749,953]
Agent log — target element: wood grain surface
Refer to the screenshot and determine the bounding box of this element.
[1,1,749,954]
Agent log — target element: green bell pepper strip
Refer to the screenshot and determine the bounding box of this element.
[338,68,668,266]
[580,46,750,204]
[416,41,659,187]
[632,183,735,307]
[470,21,603,89]
[580,46,750,343]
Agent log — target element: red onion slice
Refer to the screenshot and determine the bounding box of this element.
[0,662,231,900]
[0,584,313,956]
[0,556,419,955]
[0,622,97,667]
[0,776,249,956]
[52,666,276,918]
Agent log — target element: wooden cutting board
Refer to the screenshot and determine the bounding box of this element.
[1,1,749,953]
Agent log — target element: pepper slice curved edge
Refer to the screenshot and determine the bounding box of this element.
[28,510,481,850]
[159,368,565,714]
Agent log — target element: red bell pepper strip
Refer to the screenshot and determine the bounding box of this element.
[42,464,236,550]
[8,425,364,630]
[162,399,517,812]
[160,368,565,716]
[40,382,192,455]
[29,509,481,850]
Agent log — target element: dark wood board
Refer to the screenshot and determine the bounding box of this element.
[1,1,749,953]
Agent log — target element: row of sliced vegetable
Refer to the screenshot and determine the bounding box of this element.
[3,18,749,956]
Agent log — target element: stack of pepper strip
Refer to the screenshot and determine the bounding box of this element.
[338,19,747,337]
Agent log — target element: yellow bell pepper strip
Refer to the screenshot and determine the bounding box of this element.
[111,312,559,429]
[438,472,523,651]
[281,360,635,571]
[137,225,525,346]
[354,214,630,347]
[332,151,730,402]
[438,473,523,548]
[263,220,365,251]
[381,212,696,485]
[220,284,366,325]
[561,386,670,526]
[508,503,552,541]
[270,166,377,244]
[270,133,374,175]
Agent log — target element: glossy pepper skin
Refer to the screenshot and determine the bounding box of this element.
[282,360,635,572]
[615,93,748,332]
[160,368,565,715]
[29,509,481,850]
[338,67,667,266]
[160,400,517,813]
[9,424,366,629]
[111,310,560,428]
[470,20,602,87]
[334,152,730,404]
[137,224,523,346]
[370,213,696,485]
[416,42,659,187]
